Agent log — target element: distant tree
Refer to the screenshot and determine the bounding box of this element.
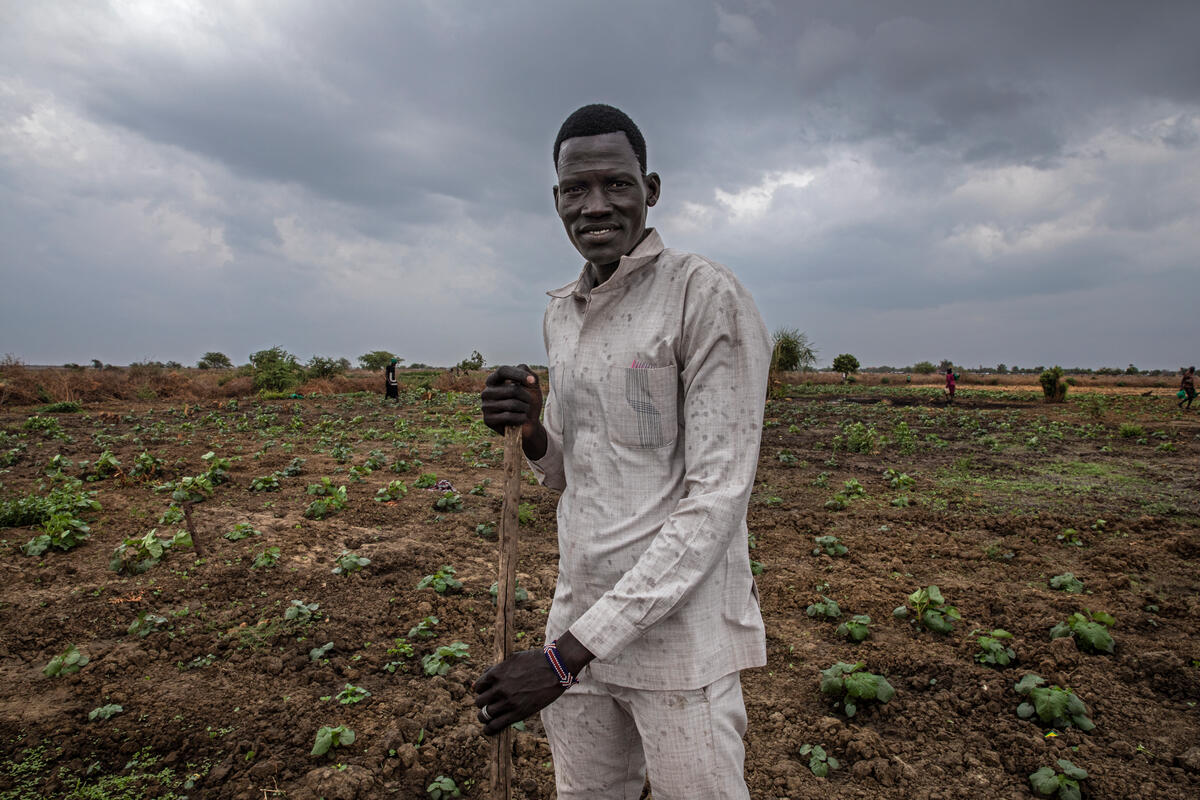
[91,359,103,370]
[912,361,936,374]
[1125,363,1139,375]
[306,355,350,379]
[165,361,182,370]
[1039,366,1068,403]
[456,350,486,371]
[63,363,83,371]
[249,346,303,392]
[938,359,954,373]
[832,354,860,381]
[996,363,1008,374]
[358,350,399,371]
[771,328,818,372]
[197,352,233,370]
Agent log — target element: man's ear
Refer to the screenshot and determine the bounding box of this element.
[645,172,661,207]
[552,184,560,208]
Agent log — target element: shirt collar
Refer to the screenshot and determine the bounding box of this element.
[547,229,665,299]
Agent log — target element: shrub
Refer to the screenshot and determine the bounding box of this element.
[249,347,303,392]
[306,355,350,379]
[1039,366,1068,403]
[358,351,400,371]
[771,328,817,372]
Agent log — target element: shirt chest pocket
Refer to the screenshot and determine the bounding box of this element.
[604,365,679,448]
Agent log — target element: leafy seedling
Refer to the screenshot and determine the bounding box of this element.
[375,480,408,502]
[489,580,528,606]
[249,474,281,492]
[798,743,840,777]
[973,628,1016,667]
[311,725,355,757]
[819,661,895,717]
[475,522,497,540]
[1049,573,1084,593]
[407,616,439,639]
[427,775,462,799]
[332,549,370,575]
[110,529,192,575]
[44,644,89,677]
[1049,610,1115,654]
[1030,759,1088,800]
[253,546,281,569]
[432,491,463,512]
[893,585,961,634]
[806,595,842,620]
[1014,674,1095,731]
[224,522,260,541]
[835,615,872,643]
[417,566,462,595]
[812,535,847,557]
[88,704,124,721]
[336,683,371,705]
[422,642,470,676]
[309,642,335,661]
[413,473,438,489]
[128,611,168,638]
[284,600,320,623]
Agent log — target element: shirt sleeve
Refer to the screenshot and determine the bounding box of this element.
[569,264,769,660]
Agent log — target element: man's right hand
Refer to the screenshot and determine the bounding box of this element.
[481,365,547,460]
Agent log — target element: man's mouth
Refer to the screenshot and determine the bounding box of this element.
[579,224,619,240]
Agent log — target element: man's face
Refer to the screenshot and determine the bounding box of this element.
[554,132,660,269]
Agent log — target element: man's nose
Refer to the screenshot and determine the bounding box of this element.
[581,187,612,215]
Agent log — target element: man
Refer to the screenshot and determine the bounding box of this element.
[476,104,769,799]
[385,358,399,400]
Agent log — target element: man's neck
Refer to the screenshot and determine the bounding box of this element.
[592,228,653,286]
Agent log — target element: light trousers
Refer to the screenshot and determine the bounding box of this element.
[539,672,750,800]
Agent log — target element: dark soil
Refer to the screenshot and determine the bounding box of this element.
[1,388,1198,799]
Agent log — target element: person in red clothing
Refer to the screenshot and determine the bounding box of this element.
[945,369,956,403]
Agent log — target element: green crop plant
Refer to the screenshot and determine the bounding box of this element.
[43,644,89,676]
[835,615,872,643]
[129,451,163,478]
[375,480,408,501]
[284,600,320,623]
[812,471,829,488]
[818,661,895,717]
[892,421,917,454]
[84,450,122,481]
[110,529,192,574]
[88,704,124,721]
[422,642,470,676]
[842,478,866,497]
[433,491,463,512]
[309,642,334,661]
[279,457,305,476]
[166,474,215,504]
[517,502,535,525]
[249,474,281,492]
[0,478,100,533]
[200,451,233,485]
[336,684,371,705]
[1049,573,1084,593]
[469,478,491,495]
[823,494,850,511]
[893,585,961,634]
[417,566,462,595]
[304,480,348,519]
[833,421,877,453]
[1049,610,1115,654]
[1014,674,1094,731]
[252,546,281,569]
[806,595,842,620]
[332,549,371,575]
[224,522,260,541]
[883,469,915,490]
[973,629,1016,667]
[128,611,167,638]
[23,415,68,439]
[475,522,497,540]
[427,775,462,799]
[1056,528,1084,547]
[413,473,438,489]
[310,725,355,757]
[489,581,529,605]
[777,451,799,465]
[21,511,91,556]
[797,743,840,777]
[1030,759,1088,800]
[1118,422,1144,438]
[407,616,439,639]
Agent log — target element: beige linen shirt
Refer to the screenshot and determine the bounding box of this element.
[530,229,769,690]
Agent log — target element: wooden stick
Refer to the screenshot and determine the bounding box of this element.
[490,425,522,800]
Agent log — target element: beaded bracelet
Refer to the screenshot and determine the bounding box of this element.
[543,639,579,688]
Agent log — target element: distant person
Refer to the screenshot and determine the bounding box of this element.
[945,369,956,403]
[385,358,399,400]
[1180,366,1196,410]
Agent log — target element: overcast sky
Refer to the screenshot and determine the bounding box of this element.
[3,1,1198,370]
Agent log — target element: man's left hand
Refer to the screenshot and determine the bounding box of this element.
[473,649,565,736]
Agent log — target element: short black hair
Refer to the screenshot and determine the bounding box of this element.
[554,104,647,174]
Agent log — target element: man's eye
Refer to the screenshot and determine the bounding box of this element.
[562,185,586,195]
[608,181,631,189]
